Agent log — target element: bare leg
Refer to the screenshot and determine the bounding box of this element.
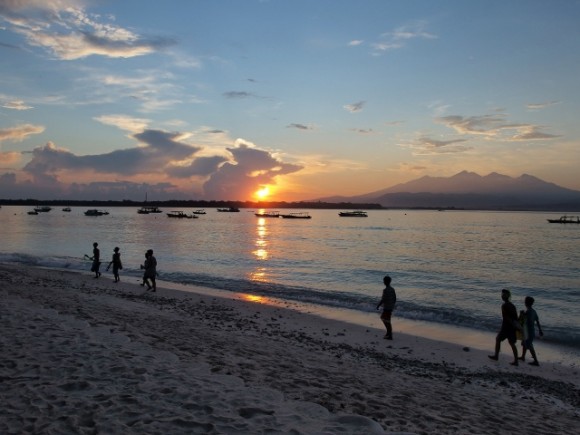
[528,342,539,366]
[509,342,519,365]
[488,338,500,360]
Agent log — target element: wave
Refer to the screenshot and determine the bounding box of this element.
[2,252,578,350]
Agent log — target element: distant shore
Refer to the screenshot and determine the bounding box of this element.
[1,263,579,434]
[3,198,580,211]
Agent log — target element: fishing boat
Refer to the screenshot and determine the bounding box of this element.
[255,211,280,218]
[217,207,240,212]
[547,215,580,224]
[137,206,162,214]
[27,210,39,215]
[84,209,110,216]
[34,206,52,213]
[192,209,206,215]
[280,212,312,219]
[62,207,71,212]
[339,210,368,217]
[167,211,196,219]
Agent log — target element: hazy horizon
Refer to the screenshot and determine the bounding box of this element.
[1,1,580,202]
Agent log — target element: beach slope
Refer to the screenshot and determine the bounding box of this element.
[1,264,578,434]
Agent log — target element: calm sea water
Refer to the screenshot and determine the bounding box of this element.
[1,205,579,356]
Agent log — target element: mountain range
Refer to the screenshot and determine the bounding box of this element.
[316,171,580,211]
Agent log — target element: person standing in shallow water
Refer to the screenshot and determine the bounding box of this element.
[376,275,396,340]
[488,289,521,366]
[106,247,122,283]
[91,242,101,278]
[519,296,544,366]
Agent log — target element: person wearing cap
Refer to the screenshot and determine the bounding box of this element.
[106,247,123,283]
[488,289,521,366]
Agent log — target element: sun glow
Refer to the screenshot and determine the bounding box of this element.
[255,186,270,200]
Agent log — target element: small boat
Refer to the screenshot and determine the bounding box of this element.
[138,206,162,214]
[62,207,71,212]
[192,209,206,215]
[167,211,196,218]
[217,207,240,212]
[547,215,580,224]
[255,211,280,218]
[281,212,312,219]
[339,210,368,217]
[84,209,109,216]
[27,210,39,215]
[34,206,52,213]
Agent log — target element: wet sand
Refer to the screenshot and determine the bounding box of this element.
[1,263,578,434]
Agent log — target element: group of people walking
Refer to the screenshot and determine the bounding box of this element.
[488,288,544,366]
[89,250,545,365]
[376,277,544,366]
[87,242,157,292]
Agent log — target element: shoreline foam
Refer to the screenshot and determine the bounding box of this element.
[1,263,579,434]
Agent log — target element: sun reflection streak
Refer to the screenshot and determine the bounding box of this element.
[241,294,266,303]
[253,216,269,261]
[250,215,272,283]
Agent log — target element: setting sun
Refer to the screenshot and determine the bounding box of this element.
[255,186,270,200]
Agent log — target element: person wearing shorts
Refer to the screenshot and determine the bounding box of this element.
[488,289,521,366]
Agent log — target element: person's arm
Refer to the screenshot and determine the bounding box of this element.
[536,315,544,337]
[376,295,384,310]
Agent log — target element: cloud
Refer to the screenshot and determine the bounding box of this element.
[202,141,303,200]
[167,155,228,178]
[223,91,258,99]
[402,136,471,155]
[287,123,314,131]
[344,101,365,113]
[0,123,45,143]
[23,129,202,178]
[508,126,560,141]
[0,151,22,166]
[94,114,151,133]
[0,1,174,60]
[526,101,560,110]
[436,114,560,141]
[91,72,184,113]
[370,21,436,55]
[348,40,363,46]
[1,99,33,110]
[349,128,375,135]
[8,128,304,200]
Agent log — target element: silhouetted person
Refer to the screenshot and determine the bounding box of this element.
[489,289,521,366]
[519,296,544,366]
[106,247,123,283]
[90,242,101,278]
[376,275,397,340]
[141,249,157,292]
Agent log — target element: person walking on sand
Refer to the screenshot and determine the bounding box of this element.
[519,296,544,366]
[376,275,396,340]
[106,247,123,283]
[90,242,101,278]
[141,249,157,292]
[488,289,521,366]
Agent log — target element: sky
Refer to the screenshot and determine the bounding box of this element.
[1,0,580,202]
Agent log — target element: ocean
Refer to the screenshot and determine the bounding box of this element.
[1,205,579,362]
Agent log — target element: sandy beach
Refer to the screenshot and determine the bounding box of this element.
[1,263,578,434]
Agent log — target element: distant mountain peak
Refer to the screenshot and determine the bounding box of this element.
[323,170,580,210]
